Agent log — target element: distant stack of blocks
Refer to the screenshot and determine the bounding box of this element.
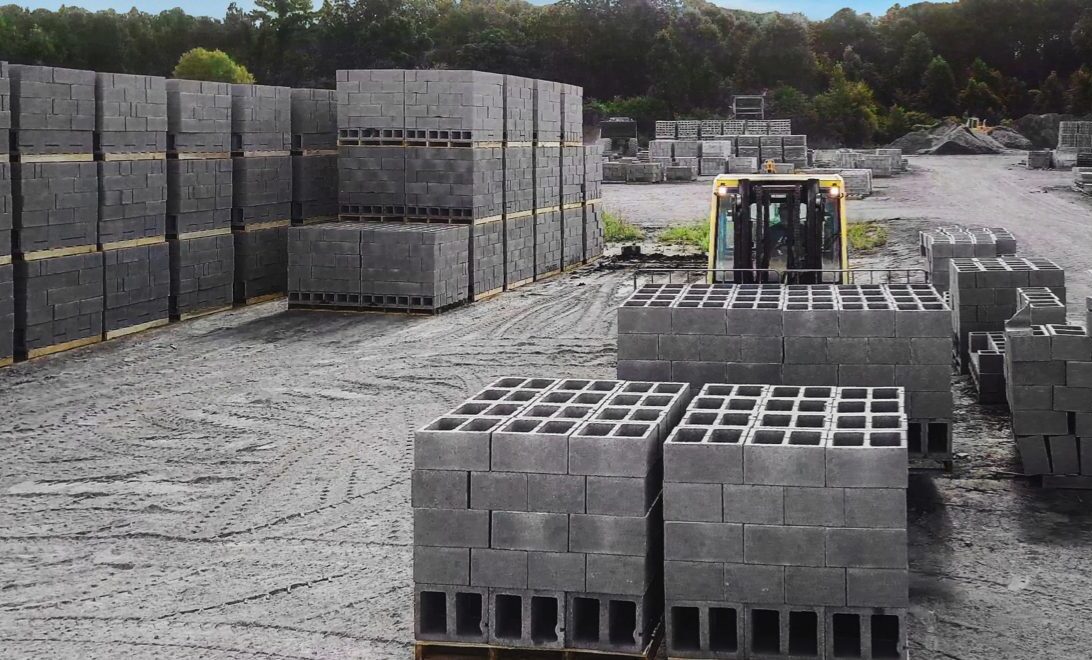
[1005,318,1092,480]
[290,88,339,226]
[413,377,690,654]
[663,384,908,659]
[96,72,170,339]
[166,79,235,319]
[231,83,292,304]
[0,61,11,365]
[949,257,1065,373]
[288,69,601,313]
[617,283,954,464]
[919,226,1018,291]
[646,135,808,178]
[8,64,103,359]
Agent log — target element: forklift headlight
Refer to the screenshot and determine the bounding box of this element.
[829,185,841,198]
[716,185,730,197]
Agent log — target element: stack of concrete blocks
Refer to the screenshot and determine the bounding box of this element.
[602,161,626,183]
[968,331,1007,404]
[648,140,673,173]
[503,76,535,290]
[783,135,808,169]
[230,84,291,304]
[949,256,1065,372]
[666,165,697,182]
[166,80,234,319]
[616,283,954,463]
[560,87,584,271]
[919,226,1017,291]
[533,79,564,281]
[744,121,769,135]
[663,383,909,659]
[700,120,723,138]
[804,168,873,198]
[8,65,104,358]
[726,157,759,174]
[700,141,732,176]
[1058,121,1092,150]
[724,120,746,135]
[1005,319,1092,479]
[96,71,170,338]
[0,64,10,364]
[583,144,604,263]
[290,88,339,225]
[768,120,792,135]
[412,377,691,654]
[1074,167,1092,194]
[288,222,468,312]
[736,136,761,162]
[673,141,700,176]
[759,136,783,164]
[655,121,677,139]
[677,121,700,139]
[1026,150,1053,169]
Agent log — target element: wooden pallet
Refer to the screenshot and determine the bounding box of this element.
[101,236,166,251]
[176,305,232,321]
[507,277,535,291]
[240,293,285,306]
[168,151,231,160]
[98,152,167,161]
[25,335,101,359]
[415,640,657,660]
[105,318,170,340]
[174,227,233,241]
[472,287,504,303]
[12,153,94,163]
[0,356,13,368]
[19,244,98,261]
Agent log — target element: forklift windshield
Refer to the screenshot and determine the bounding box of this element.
[713,180,842,282]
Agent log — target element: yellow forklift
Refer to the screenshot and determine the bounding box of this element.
[706,169,849,284]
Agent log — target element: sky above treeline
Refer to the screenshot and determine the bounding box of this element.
[12,0,909,20]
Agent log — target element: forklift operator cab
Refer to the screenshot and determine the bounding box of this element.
[707,174,849,284]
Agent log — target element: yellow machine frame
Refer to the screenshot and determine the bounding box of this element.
[705,173,850,279]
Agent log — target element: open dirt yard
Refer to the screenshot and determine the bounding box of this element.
[2,154,1092,659]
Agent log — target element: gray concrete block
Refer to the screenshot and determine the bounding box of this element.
[724,563,785,603]
[665,560,724,600]
[570,510,653,556]
[586,475,658,517]
[664,482,722,522]
[743,525,825,567]
[665,521,742,563]
[825,528,907,568]
[846,568,908,607]
[586,554,655,596]
[784,487,845,527]
[470,549,527,589]
[528,551,586,592]
[664,426,744,484]
[527,473,585,514]
[843,488,906,529]
[415,546,470,586]
[414,508,490,548]
[722,484,784,524]
[414,414,503,471]
[743,428,826,487]
[470,471,527,511]
[491,511,568,552]
[785,566,846,606]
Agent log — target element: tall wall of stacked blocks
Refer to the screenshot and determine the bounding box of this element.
[0,65,600,363]
[289,70,603,313]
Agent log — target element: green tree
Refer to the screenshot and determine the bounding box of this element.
[896,32,933,92]
[1068,66,1092,114]
[1072,11,1092,61]
[1035,71,1067,113]
[921,56,957,117]
[813,65,879,146]
[959,79,1003,120]
[737,14,817,92]
[173,47,255,83]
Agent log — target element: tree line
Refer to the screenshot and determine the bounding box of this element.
[1,0,1091,145]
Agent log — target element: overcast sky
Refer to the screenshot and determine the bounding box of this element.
[12,1,903,20]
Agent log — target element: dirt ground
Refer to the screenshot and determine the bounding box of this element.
[2,154,1092,659]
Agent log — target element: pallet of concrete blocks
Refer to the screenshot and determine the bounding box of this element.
[744,121,769,136]
[1005,319,1092,484]
[856,153,896,178]
[968,331,1007,404]
[230,84,291,153]
[1058,121,1092,150]
[949,256,1065,373]
[584,201,605,264]
[402,146,504,223]
[413,377,692,656]
[169,232,234,319]
[735,136,761,161]
[290,88,337,152]
[699,157,726,177]
[919,226,1018,291]
[336,69,406,142]
[561,83,583,144]
[1074,167,1092,193]
[768,119,792,135]
[700,120,723,138]
[726,157,758,174]
[287,222,468,313]
[615,282,954,465]
[97,158,168,247]
[759,136,783,163]
[7,65,95,156]
[15,251,104,359]
[11,161,99,256]
[0,160,10,258]
[95,73,168,155]
[103,242,170,339]
[0,61,10,158]
[0,263,13,367]
[667,165,696,182]
[663,383,909,659]
[338,146,405,217]
[655,121,677,139]
[291,152,338,225]
[234,223,287,304]
[723,120,746,136]
[166,79,232,155]
[167,158,233,237]
[674,141,700,160]
[231,155,292,227]
[404,70,505,145]
[676,121,700,140]
[648,141,674,161]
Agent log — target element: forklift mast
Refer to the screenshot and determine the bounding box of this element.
[729,178,825,284]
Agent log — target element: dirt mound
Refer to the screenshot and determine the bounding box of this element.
[987,126,1034,150]
[888,120,1005,155]
[1014,113,1072,149]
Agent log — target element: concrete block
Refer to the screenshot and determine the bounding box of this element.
[586,475,658,517]
[414,508,490,548]
[784,487,845,527]
[527,551,585,592]
[743,428,826,487]
[414,546,470,586]
[570,510,654,556]
[471,549,528,589]
[665,521,743,563]
[471,471,528,511]
[743,525,825,567]
[724,563,785,603]
[785,566,847,607]
[664,426,744,484]
[491,511,569,552]
[825,528,907,568]
[722,484,784,524]
[846,568,908,607]
[665,560,724,601]
[527,473,585,514]
[415,414,505,471]
[585,554,656,596]
[826,431,907,488]
[843,488,906,529]
[412,469,469,509]
[664,482,722,522]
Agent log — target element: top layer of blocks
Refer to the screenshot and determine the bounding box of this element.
[231,84,291,151]
[166,79,232,136]
[95,73,167,132]
[7,64,96,132]
[290,88,337,149]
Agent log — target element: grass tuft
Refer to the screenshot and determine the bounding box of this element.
[658,220,710,253]
[603,210,645,243]
[847,221,889,251]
